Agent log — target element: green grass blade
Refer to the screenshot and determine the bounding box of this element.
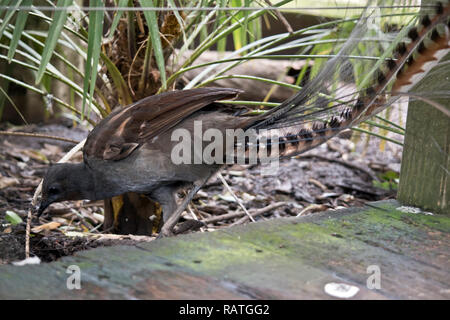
[231,0,244,50]
[0,84,28,124]
[177,5,218,62]
[197,74,302,91]
[167,0,186,43]
[7,0,31,62]
[139,0,167,90]
[0,61,11,120]
[107,0,128,40]
[36,0,72,84]
[0,0,20,40]
[363,120,405,136]
[215,0,228,52]
[352,127,403,146]
[28,9,88,42]
[82,0,104,119]
[100,52,133,106]
[374,115,405,132]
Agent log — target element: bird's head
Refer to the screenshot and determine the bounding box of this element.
[38,163,92,216]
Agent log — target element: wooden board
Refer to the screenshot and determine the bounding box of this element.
[0,200,448,299]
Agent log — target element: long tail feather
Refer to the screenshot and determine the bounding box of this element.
[242,1,449,160]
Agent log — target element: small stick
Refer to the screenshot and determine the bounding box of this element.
[187,204,198,220]
[202,202,286,225]
[0,130,79,144]
[231,202,284,226]
[297,203,328,217]
[25,209,32,259]
[217,172,255,222]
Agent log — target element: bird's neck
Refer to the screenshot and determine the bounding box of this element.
[64,162,125,201]
[64,163,98,200]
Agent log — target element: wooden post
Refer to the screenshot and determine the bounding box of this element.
[397,54,449,214]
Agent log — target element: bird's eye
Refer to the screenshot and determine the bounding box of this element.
[48,186,59,195]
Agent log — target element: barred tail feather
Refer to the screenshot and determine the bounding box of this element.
[245,1,450,161]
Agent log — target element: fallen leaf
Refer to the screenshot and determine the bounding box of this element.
[218,192,236,203]
[242,192,256,202]
[0,174,19,189]
[31,222,61,233]
[5,211,23,225]
[275,180,292,194]
[227,170,244,176]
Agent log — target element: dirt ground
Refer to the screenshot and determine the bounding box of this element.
[0,116,403,264]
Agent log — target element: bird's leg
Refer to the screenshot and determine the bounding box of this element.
[147,185,177,231]
[158,180,205,238]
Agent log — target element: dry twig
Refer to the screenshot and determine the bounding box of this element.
[263,0,293,34]
[217,172,255,222]
[0,130,79,144]
[202,202,286,225]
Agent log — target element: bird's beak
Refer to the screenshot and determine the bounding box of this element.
[37,199,50,217]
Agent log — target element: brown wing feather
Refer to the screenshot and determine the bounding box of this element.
[83,87,242,161]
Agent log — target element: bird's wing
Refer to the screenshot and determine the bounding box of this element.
[83,87,242,161]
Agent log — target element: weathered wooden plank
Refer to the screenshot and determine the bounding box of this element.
[397,52,450,215]
[0,200,448,299]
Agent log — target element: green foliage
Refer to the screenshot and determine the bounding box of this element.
[373,170,399,191]
[0,0,294,123]
[0,0,424,150]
